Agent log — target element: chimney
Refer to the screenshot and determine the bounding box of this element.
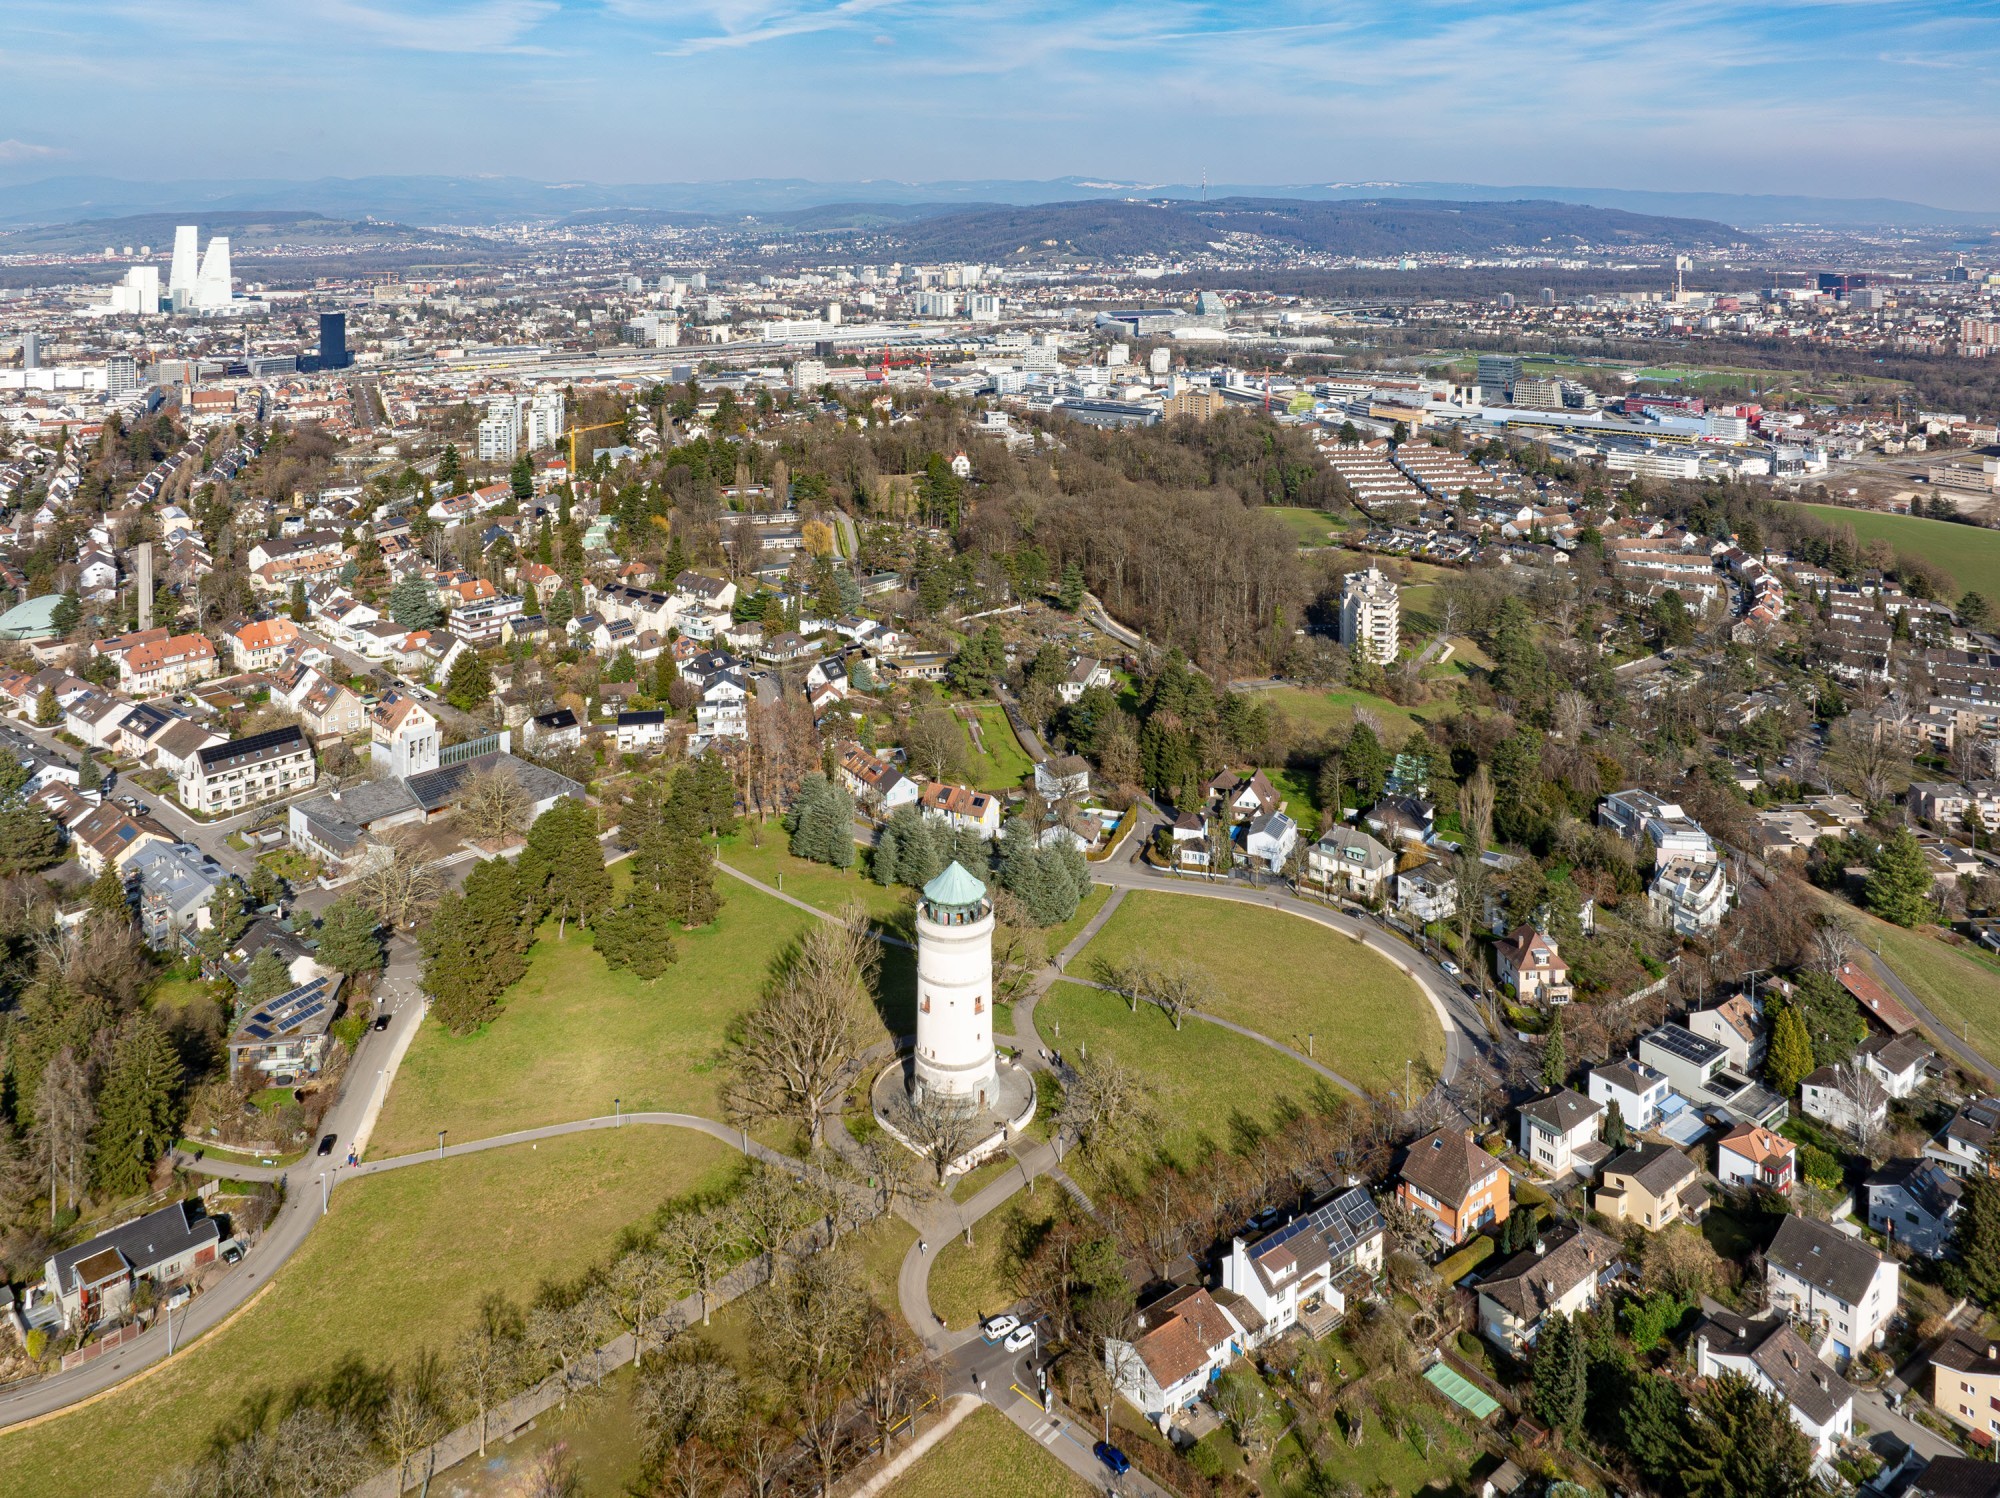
[1534,1239,1546,1257]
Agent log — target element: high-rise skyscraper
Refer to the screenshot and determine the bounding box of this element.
[20,332,38,369]
[105,354,142,398]
[168,226,200,307]
[317,312,349,369]
[193,237,233,311]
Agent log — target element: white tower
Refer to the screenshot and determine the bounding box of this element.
[168,226,199,306]
[194,236,233,310]
[912,862,998,1108]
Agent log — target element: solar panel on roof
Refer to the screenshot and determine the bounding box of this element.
[243,1024,271,1040]
[1646,1026,1723,1063]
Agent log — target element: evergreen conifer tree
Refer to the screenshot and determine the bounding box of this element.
[1057,560,1085,611]
[1867,829,1936,927]
[1766,1002,1815,1097]
[78,748,102,792]
[92,1017,183,1198]
[461,858,531,991]
[445,651,494,712]
[1529,1311,1587,1436]
[595,883,679,979]
[422,891,505,1034]
[86,862,129,923]
[1540,1008,1567,1091]
[389,574,441,629]
[241,948,293,1005]
[1953,1175,2000,1311]
[1602,1099,1628,1150]
[314,897,384,980]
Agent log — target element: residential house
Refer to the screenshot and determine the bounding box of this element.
[1216,1186,1386,1346]
[1930,1096,2000,1178]
[1165,811,1212,870]
[1716,1122,1795,1194]
[1305,824,1393,900]
[695,674,750,740]
[64,690,136,750]
[1931,1329,2000,1443]
[179,726,316,814]
[1474,1222,1619,1355]
[1244,810,1298,870]
[1598,788,1716,864]
[117,633,219,694]
[1688,994,1768,1074]
[41,1199,220,1331]
[918,782,1002,838]
[522,709,581,754]
[1397,1128,1511,1245]
[1055,655,1113,705]
[1365,795,1434,847]
[1589,1059,1672,1133]
[1865,1157,1963,1256]
[126,842,228,949]
[1517,1088,1609,1180]
[1104,1287,1247,1420]
[1496,925,1572,1005]
[1910,1460,2000,1498]
[1207,769,1280,823]
[837,743,920,812]
[282,669,367,741]
[1801,1064,1889,1140]
[228,975,342,1080]
[1034,754,1092,801]
[1859,1031,1934,1098]
[68,803,173,877]
[148,718,227,782]
[1640,1024,1789,1129]
[1649,855,1733,936]
[1395,861,1458,924]
[1691,1310,1854,1471]
[1593,1143,1708,1229]
[614,710,670,754]
[226,618,300,671]
[1836,958,1920,1036]
[1764,1214,1899,1359]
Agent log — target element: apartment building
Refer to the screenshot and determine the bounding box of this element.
[178,726,316,814]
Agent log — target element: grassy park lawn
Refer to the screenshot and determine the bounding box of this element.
[369,876,884,1159]
[1037,983,1335,1170]
[717,822,910,925]
[929,1191,1061,1336]
[1044,882,1112,960]
[889,1405,1091,1498]
[0,1130,742,1498]
[1261,685,1429,744]
[1267,506,1349,547]
[1791,502,2000,603]
[958,701,1036,791]
[1073,891,1443,1095]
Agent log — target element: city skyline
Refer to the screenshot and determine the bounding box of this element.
[3,0,1999,212]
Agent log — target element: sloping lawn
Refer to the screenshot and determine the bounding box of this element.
[1073,891,1443,1094]
[889,1405,1091,1498]
[1792,502,2000,604]
[370,875,873,1158]
[0,1130,742,1498]
[717,821,911,925]
[1037,982,1335,1171]
[1261,685,1431,744]
[958,701,1036,792]
[1864,917,2000,1072]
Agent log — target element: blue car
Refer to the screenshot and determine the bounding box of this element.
[1093,1441,1130,1475]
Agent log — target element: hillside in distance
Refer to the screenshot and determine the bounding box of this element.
[0,209,492,255]
[865,196,1751,262]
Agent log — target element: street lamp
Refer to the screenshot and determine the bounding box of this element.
[615,1097,621,1126]
[437,1129,447,1163]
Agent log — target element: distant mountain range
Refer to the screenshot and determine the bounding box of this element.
[0,209,491,254]
[0,173,1994,231]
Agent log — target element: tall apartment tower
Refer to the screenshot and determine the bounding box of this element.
[20,332,37,369]
[911,862,998,1109]
[105,354,142,399]
[168,226,200,307]
[317,312,349,369]
[1339,564,1401,666]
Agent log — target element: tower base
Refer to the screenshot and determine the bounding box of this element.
[870,1048,1037,1182]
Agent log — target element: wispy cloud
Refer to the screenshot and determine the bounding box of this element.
[0,139,61,164]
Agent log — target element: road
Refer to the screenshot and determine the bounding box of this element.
[0,934,426,1430]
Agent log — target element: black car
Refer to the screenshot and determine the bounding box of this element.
[316,1133,338,1157]
[1093,1441,1130,1476]
[372,1014,392,1032]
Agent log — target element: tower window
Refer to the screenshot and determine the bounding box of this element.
[975,998,984,1014]
[920,996,930,1013]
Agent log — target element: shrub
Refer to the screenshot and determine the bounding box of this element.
[24,1328,45,1361]
[1798,1144,1844,1193]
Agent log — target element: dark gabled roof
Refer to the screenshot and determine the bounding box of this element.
[48,1200,219,1294]
[531,708,577,730]
[1601,1142,1698,1197]
[1867,1157,1964,1222]
[1765,1213,1885,1305]
[195,725,309,773]
[1476,1222,1617,1323]
[1693,1309,1853,1428]
[1520,1088,1603,1134]
[616,710,667,727]
[1932,1327,2000,1378]
[1913,1457,2000,1498]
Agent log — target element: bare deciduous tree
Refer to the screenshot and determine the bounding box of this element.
[894,1088,983,1187]
[1058,1049,1156,1162]
[608,1247,680,1367]
[1811,916,1858,978]
[723,906,878,1149]
[658,1203,740,1326]
[355,828,442,932]
[30,1046,94,1223]
[457,764,532,844]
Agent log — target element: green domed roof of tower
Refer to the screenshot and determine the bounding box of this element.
[922,861,988,908]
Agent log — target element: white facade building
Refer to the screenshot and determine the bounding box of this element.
[1338,565,1399,665]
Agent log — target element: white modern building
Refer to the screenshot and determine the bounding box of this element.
[911,862,998,1109]
[1338,565,1400,665]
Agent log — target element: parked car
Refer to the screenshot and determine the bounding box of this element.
[1438,959,1460,976]
[1093,1441,1131,1475]
[1004,1325,1036,1353]
[982,1314,1020,1341]
[316,1133,338,1157]
[218,1239,245,1264]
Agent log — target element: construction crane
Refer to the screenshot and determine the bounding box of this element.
[566,420,624,480]
[865,348,932,385]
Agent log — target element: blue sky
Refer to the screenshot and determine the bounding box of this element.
[2,0,1997,208]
